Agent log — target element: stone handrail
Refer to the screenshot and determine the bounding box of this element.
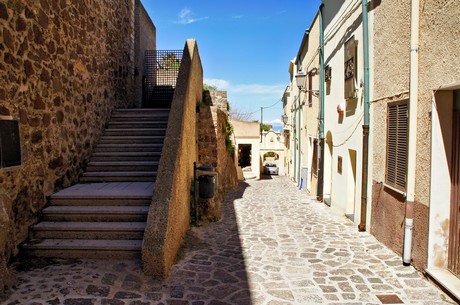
[142,39,203,277]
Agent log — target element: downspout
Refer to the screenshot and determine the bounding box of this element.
[403,0,419,266]
[317,3,325,200]
[298,90,302,185]
[358,0,370,231]
[293,104,297,182]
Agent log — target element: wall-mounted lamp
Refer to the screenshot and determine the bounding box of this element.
[295,72,307,90]
[295,71,319,95]
[281,114,288,124]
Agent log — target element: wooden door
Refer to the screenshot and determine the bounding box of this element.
[449,111,460,277]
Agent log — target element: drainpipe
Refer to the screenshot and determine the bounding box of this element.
[358,0,370,232]
[317,4,325,200]
[298,90,302,185]
[403,0,419,266]
[293,104,297,182]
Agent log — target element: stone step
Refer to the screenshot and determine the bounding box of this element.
[94,143,163,152]
[85,161,159,172]
[50,196,152,206]
[31,221,146,239]
[42,206,149,222]
[90,151,161,162]
[113,108,170,115]
[107,121,168,129]
[79,171,156,183]
[99,135,165,144]
[21,239,142,259]
[103,128,166,137]
[49,182,154,206]
[110,115,169,122]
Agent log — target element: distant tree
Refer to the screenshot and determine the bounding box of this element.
[160,52,181,70]
[260,123,272,132]
[203,83,217,91]
[229,108,254,121]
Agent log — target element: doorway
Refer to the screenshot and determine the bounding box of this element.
[449,90,460,277]
[346,149,357,221]
[238,144,252,169]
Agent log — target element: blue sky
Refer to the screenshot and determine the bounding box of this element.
[141,1,321,129]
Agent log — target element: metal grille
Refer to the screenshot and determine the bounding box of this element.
[143,50,183,108]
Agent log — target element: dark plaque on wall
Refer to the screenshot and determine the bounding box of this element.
[0,119,21,168]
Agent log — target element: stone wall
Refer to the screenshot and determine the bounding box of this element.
[197,90,238,221]
[0,0,154,293]
[134,0,156,107]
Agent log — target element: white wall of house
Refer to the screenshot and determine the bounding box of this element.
[231,120,261,180]
[260,129,285,175]
[323,0,369,223]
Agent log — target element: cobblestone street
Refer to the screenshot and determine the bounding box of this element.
[1,176,456,305]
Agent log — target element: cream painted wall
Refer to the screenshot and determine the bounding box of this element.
[232,120,261,180]
[323,0,367,222]
[261,130,285,175]
[429,90,453,270]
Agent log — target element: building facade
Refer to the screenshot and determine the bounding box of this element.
[288,0,460,297]
[282,13,321,195]
[231,120,261,180]
[371,0,460,296]
[260,129,285,176]
[321,0,373,226]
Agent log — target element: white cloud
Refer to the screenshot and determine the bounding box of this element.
[177,8,208,24]
[204,78,230,89]
[232,14,244,19]
[232,84,285,95]
[266,118,282,125]
[204,78,284,95]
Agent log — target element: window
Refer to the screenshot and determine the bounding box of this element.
[385,100,408,190]
[344,36,357,99]
[0,119,21,169]
[325,65,332,82]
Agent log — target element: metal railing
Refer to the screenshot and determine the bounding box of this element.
[143,50,183,108]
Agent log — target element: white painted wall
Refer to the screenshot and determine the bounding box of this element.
[323,0,366,221]
[428,91,453,270]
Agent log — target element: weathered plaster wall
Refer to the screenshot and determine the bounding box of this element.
[372,0,460,270]
[371,182,429,269]
[142,39,203,278]
[0,0,157,293]
[423,1,460,277]
[418,1,460,205]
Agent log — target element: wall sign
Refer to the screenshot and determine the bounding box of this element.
[0,119,21,168]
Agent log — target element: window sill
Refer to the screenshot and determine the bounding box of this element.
[382,182,406,198]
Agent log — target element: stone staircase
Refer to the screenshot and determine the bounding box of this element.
[22,108,169,259]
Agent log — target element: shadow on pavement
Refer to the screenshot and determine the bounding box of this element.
[167,180,253,304]
[3,182,253,305]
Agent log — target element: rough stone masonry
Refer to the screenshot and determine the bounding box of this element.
[0,0,146,293]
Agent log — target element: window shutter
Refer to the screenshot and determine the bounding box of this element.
[344,36,357,99]
[386,100,408,190]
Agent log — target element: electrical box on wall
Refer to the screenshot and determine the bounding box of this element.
[0,119,21,169]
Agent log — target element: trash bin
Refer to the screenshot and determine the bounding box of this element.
[197,165,217,199]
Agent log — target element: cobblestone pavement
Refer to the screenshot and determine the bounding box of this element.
[1,176,456,305]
